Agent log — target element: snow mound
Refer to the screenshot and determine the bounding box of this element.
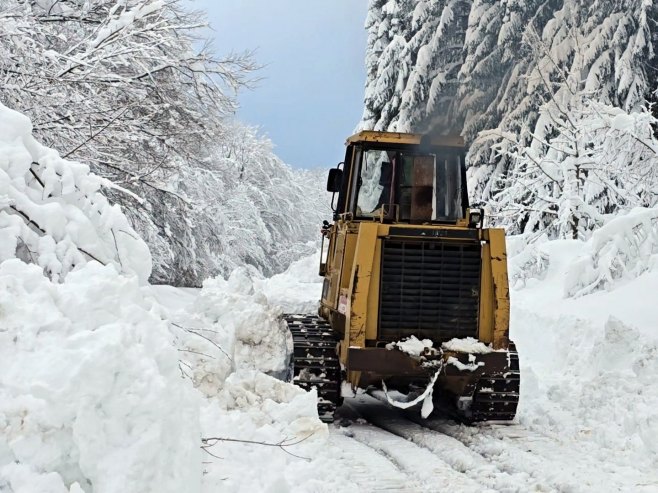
[511,235,658,470]
[173,268,293,399]
[0,260,200,493]
[0,102,150,283]
[506,234,550,289]
[256,251,323,314]
[565,207,658,297]
[441,337,494,354]
[155,270,361,491]
[386,335,433,356]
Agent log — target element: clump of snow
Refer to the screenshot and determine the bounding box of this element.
[0,260,200,493]
[506,234,550,289]
[256,250,323,314]
[386,335,434,356]
[441,337,494,354]
[181,268,293,391]
[446,356,485,372]
[0,102,151,283]
[564,207,658,297]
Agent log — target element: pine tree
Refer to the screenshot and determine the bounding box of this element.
[360,0,658,239]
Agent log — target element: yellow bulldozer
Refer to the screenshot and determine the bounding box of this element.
[285,131,519,423]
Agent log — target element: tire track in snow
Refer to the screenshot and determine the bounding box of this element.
[328,432,417,491]
[415,415,658,493]
[334,412,493,493]
[350,394,658,493]
[347,396,531,493]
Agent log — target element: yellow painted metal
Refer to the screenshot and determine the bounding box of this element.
[488,228,511,349]
[321,222,511,346]
[478,233,494,344]
[345,222,379,386]
[325,226,346,310]
[340,231,358,292]
[365,224,386,340]
[347,222,379,345]
[346,131,465,148]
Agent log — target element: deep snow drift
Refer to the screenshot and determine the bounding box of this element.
[0,105,344,492]
[511,228,658,471]
[0,261,201,492]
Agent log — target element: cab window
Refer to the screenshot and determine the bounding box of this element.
[351,147,464,222]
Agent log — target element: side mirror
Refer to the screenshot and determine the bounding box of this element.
[326,168,343,193]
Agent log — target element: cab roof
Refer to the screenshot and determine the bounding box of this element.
[346,131,465,148]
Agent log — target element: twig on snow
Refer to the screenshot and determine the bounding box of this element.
[201,434,314,461]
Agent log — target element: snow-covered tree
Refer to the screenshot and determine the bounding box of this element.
[361,0,472,133]
[0,0,258,284]
[0,102,151,282]
[360,0,658,232]
[1,0,330,286]
[491,97,658,239]
[361,0,413,131]
[0,0,255,181]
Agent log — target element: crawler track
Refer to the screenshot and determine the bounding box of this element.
[467,341,521,422]
[284,314,342,422]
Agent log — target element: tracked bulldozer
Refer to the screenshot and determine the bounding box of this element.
[285,131,519,423]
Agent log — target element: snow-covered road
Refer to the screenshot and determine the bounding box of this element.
[154,246,657,493]
[249,247,658,493]
[6,241,654,492]
[329,394,657,493]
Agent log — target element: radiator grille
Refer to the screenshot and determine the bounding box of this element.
[379,239,481,341]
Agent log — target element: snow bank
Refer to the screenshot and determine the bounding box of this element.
[510,234,658,470]
[565,207,658,297]
[155,268,358,492]
[256,251,323,314]
[0,106,343,492]
[0,260,200,493]
[0,102,150,283]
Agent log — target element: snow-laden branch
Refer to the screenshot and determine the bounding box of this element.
[565,207,658,297]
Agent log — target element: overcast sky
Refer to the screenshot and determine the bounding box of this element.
[193,0,369,169]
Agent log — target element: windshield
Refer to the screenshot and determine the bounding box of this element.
[354,148,464,222]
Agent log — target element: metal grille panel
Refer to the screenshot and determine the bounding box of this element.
[379,240,481,341]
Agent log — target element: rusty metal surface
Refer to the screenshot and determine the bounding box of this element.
[411,156,435,222]
[346,131,465,148]
[348,347,426,376]
[347,347,510,379]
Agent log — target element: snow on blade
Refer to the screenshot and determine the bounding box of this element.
[386,335,434,356]
[441,337,494,354]
[446,356,485,372]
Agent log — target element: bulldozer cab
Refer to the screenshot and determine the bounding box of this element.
[328,132,468,224]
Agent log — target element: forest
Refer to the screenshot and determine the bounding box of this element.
[0,0,329,287]
[362,0,658,240]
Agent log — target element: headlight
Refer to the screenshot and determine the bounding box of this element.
[468,209,483,228]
